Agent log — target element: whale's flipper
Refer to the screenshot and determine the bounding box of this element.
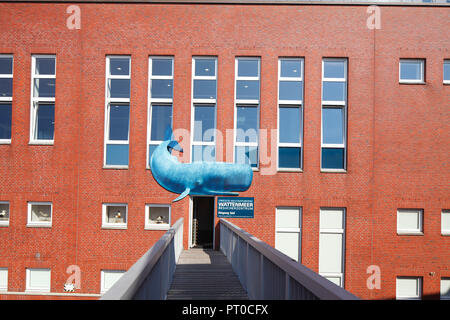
[173,188,190,202]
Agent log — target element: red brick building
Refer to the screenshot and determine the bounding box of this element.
[0,0,449,300]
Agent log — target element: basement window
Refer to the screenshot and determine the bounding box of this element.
[0,202,9,226]
[145,204,171,230]
[396,277,422,300]
[27,202,52,227]
[100,270,125,294]
[102,203,127,229]
[26,268,51,293]
[399,59,425,84]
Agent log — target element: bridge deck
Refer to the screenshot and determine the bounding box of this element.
[166,248,248,300]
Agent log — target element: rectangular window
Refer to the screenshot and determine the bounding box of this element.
[101,270,125,294]
[0,201,9,227]
[444,60,450,84]
[0,55,13,143]
[275,207,301,262]
[26,268,51,292]
[441,278,450,300]
[278,58,303,170]
[321,58,347,171]
[145,204,171,230]
[399,59,425,83]
[319,208,346,287]
[105,56,130,168]
[397,209,423,235]
[396,277,422,300]
[0,268,7,291]
[148,56,173,167]
[27,202,52,227]
[191,57,217,162]
[30,55,55,144]
[235,57,260,168]
[442,210,450,235]
[102,203,127,229]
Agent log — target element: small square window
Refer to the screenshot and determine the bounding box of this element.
[27,202,52,227]
[101,270,125,294]
[441,278,450,300]
[0,202,9,226]
[399,59,425,83]
[397,209,423,235]
[442,210,450,235]
[145,204,171,230]
[396,277,422,300]
[102,204,127,229]
[26,268,51,292]
[444,60,450,84]
[0,268,7,291]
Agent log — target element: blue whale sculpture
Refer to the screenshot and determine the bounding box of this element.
[150,129,253,202]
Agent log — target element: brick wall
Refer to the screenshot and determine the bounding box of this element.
[0,2,448,300]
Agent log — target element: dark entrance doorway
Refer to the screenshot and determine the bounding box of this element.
[192,197,214,248]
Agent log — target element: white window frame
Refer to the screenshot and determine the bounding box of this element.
[321,58,347,172]
[234,57,260,170]
[27,201,52,228]
[145,204,171,230]
[0,201,9,227]
[147,56,174,169]
[442,210,450,236]
[104,55,131,169]
[396,277,422,300]
[319,207,346,288]
[0,54,13,144]
[275,207,302,262]
[26,268,51,293]
[0,268,7,291]
[30,54,56,145]
[102,203,128,229]
[397,209,423,235]
[190,56,217,163]
[277,58,304,171]
[441,277,450,300]
[100,269,125,294]
[444,60,450,84]
[399,59,425,84]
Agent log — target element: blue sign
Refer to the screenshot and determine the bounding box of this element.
[217,197,254,218]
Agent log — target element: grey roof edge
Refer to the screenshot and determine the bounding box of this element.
[1,0,449,7]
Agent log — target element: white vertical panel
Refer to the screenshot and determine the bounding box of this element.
[0,268,7,290]
[275,207,301,262]
[319,208,345,288]
[275,232,299,261]
[442,211,450,234]
[441,278,450,299]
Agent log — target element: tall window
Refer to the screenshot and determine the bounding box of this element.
[148,56,173,167]
[31,55,56,144]
[191,57,217,162]
[0,55,12,143]
[319,208,346,287]
[278,58,303,170]
[104,56,131,168]
[444,60,450,84]
[275,207,301,262]
[234,57,260,168]
[321,58,347,171]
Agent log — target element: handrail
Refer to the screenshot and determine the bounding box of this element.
[100,218,184,300]
[220,218,359,300]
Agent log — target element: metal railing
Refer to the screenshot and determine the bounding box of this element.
[100,218,184,300]
[220,219,359,300]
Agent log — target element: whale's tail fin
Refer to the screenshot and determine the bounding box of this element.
[164,126,183,153]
